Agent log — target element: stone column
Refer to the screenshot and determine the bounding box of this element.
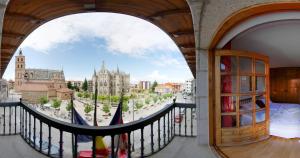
[196,49,209,145]
[187,0,210,145]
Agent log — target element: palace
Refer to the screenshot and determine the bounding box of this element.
[92,61,130,96]
[15,50,72,103]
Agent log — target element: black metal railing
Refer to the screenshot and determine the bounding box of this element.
[0,100,196,158]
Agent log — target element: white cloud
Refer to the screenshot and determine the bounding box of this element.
[151,55,181,67]
[147,70,168,81]
[21,13,179,56]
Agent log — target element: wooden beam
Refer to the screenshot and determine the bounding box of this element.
[171,30,194,38]
[149,8,190,20]
[179,44,195,49]
[2,32,25,39]
[1,44,16,50]
[5,12,43,24]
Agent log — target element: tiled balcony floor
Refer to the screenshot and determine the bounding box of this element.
[150,137,216,158]
[0,135,47,158]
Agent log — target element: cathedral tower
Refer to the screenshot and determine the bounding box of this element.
[15,49,25,92]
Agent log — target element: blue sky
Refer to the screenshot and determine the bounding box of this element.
[3,13,193,83]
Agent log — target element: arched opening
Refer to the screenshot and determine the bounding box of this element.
[210,2,300,157]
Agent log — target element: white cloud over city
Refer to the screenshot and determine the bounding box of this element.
[21,13,179,56]
[3,13,193,83]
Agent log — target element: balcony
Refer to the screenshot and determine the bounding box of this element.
[0,100,197,158]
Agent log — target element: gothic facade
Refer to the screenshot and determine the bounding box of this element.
[92,61,130,96]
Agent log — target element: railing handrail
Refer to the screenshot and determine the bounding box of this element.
[0,101,195,136]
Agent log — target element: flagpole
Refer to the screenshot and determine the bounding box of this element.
[94,76,98,126]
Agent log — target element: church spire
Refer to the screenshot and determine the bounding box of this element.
[93,68,97,77]
[117,65,119,73]
[19,49,23,55]
[101,60,106,71]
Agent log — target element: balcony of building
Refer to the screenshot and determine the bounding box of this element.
[0,100,207,158]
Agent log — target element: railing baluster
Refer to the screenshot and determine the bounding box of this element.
[14,105,17,134]
[191,108,193,136]
[92,136,96,158]
[74,134,78,158]
[168,112,170,142]
[25,110,27,140]
[39,121,42,152]
[151,123,154,154]
[20,107,22,136]
[48,125,51,156]
[59,130,63,158]
[29,114,31,141]
[3,107,6,134]
[173,108,175,136]
[9,106,11,134]
[140,127,144,157]
[33,117,36,149]
[158,119,161,149]
[127,132,131,158]
[185,107,187,136]
[170,108,173,137]
[163,115,166,145]
[179,107,181,136]
[111,135,115,158]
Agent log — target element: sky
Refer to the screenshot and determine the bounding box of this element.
[3,13,193,84]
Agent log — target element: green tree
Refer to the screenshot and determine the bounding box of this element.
[145,98,151,105]
[91,93,96,100]
[151,81,158,92]
[66,101,72,112]
[82,78,88,91]
[67,81,73,89]
[102,103,111,114]
[84,104,93,114]
[98,95,108,103]
[77,92,82,98]
[39,96,48,105]
[122,101,129,112]
[135,101,144,110]
[111,95,120,103]
[51,99,62,109]
[74,85,79,92]
[130,93,137,99]
[83,92,90,98]
[153,96,158,103]
[123,96,130,102]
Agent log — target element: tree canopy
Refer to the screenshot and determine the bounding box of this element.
[151,81,158,92]
[82,78,88,91]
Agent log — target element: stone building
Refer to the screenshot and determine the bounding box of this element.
[15,50,72,103]
[92,61,130,96]
[138,81,151,90]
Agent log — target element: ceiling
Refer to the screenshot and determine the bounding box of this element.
[232,20,300,68]
[1,0,195,77]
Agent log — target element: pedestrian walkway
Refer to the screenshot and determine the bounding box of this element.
[0,135,47,158]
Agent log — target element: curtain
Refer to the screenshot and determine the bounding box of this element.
[221,56,235,127]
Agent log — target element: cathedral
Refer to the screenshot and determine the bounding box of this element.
[92,61,130,96]
[15,50,72,103]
